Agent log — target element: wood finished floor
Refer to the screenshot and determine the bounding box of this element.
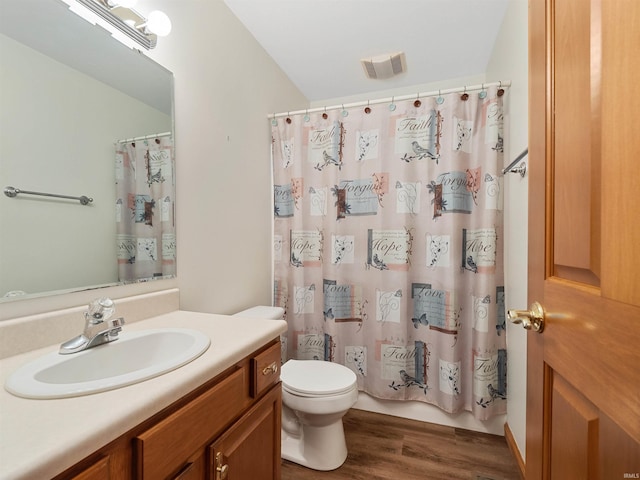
[281,409,522,480]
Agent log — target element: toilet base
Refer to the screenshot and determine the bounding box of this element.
[281,420,348,471]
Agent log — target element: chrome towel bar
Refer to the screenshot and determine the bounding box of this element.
[4,186,93,205]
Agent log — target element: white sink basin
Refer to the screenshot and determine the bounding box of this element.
[4,328,210,399]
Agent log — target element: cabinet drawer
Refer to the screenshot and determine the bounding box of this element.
[135,367,248,479]
[251,341,281,398]
[69,456,110,480]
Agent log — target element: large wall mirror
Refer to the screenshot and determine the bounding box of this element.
[0,0,175,303]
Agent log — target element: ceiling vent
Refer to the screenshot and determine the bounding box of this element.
[361,52,406,79]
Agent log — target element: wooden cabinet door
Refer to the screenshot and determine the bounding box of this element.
[209,385,281,480]
[527,0,640,478]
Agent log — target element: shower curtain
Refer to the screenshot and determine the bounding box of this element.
[115,134,176,283]
[272,85,507,420]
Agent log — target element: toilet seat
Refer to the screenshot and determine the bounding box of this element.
[281,360,357,397]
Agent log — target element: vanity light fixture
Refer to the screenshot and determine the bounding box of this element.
[74,0,171,49]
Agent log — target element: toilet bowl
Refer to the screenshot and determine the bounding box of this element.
[234,306,358,471]
[280,359,358,470]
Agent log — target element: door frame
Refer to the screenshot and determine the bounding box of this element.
[526,0,550,477]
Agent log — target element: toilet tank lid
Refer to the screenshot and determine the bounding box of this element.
[234,306,284,320]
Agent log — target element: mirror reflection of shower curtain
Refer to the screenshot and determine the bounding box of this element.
[115,134,176,283]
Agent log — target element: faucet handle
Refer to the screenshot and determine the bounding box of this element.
[86,297,115,322]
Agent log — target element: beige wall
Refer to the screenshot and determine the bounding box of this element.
[143,0,308,315]
[486,0,529,460]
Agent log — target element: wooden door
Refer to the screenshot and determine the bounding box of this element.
[526,0,640,478]
[209,385,281,480]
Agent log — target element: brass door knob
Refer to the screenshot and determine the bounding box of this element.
[507,301,545,333]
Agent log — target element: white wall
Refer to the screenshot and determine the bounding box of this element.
[0,33,170,297]
[139,0,309,315]
[486,0,529,460]
[309,74,487,109]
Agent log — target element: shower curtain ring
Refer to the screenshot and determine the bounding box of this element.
[461,86,469,101]
[271,113,277,126]
[286,112,291,124]
[497,81,505,97]
[364,100,371,114]
[322,106,328,119]
[389,96,396,111]
[436,90,444,105]
[414,93,421,108]
[479,83,487,99]
[341,104,348,117]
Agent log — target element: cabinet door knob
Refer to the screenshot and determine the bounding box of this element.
[262,362,278,376]
[215,452,229,480]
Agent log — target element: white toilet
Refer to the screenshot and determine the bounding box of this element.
[279,358,358,470]
[234,306,358,471]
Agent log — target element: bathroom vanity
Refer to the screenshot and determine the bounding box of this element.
[0,305,287,480]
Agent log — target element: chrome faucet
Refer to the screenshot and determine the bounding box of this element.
[59,298,125,354]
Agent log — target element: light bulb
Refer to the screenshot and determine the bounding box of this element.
[146,10,172,36]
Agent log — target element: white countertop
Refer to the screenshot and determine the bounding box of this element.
[0,310,287,480]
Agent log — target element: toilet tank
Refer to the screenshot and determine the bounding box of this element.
[234,306,284,320]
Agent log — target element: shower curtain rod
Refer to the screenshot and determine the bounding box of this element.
[501,147,528,176]
[115,131,172,144]
[270,80,511,119]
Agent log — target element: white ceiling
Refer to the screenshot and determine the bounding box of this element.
[223,0,510,102]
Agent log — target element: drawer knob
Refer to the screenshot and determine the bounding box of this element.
[262,362,278,376]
